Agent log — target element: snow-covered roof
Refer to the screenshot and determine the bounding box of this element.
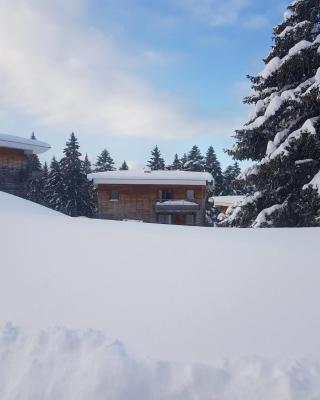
[0,133,51,155]
[211,196,245,208]
[88,170,214,186]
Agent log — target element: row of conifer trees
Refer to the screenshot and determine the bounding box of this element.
[25,134,245,217]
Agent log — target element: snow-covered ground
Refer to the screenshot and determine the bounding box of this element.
[1,191,320,399]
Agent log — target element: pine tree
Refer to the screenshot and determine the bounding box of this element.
[204,146,223,195]
[83,154,92,175]
[183,145,205,172]
[59,133,96,217]
[28,132,42,174]
[25,133,44,202]
[94,149,115,172]
[220,163,243,195]
[223,0,320,227]
[119,161,129,170]
[26,162,48,205]
[45,157,63,211]
[168,154,182,170]
[147,145,165,170]
[180,153,188,170]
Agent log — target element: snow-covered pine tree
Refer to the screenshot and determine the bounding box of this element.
[168,154,182,170]
[180,153,188,170]
[204,146,223,195]
[147,145,165,170]
[183,145,205,172]
[25,132,44,202]
[45,157,63,211]
[220,163,243,196]
[59,133,96,217]
[83,154,92,174]
[223,0,320,227]
[26,161,48,205]
[27,132,42,174]
[94,149,115,172]
[119,161,129,170]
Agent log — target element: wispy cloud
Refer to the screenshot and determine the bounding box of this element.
[243,14,269,29]
[0,0,235,140]
[175,0,249,26]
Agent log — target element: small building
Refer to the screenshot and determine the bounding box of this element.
[211,195,245,214]
[88,170,214,226]
[0,133,50,197]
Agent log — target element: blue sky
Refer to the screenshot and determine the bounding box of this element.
[0,0,289,170]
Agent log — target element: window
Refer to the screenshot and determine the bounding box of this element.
[110,190,119,201]
[159,189,173,201]
[159,214,172,224]
[186,189,195,200]
[186,214,195,225]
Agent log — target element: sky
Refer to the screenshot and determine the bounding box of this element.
[0,0,289,170]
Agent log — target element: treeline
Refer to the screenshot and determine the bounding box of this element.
[26,133,248,217]
[146,144,246,196]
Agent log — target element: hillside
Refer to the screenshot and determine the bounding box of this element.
[1,191,320,399]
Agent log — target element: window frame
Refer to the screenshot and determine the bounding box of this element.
[110,190,119,201]
[158,214,172,224]
[185,214,195,226]
[186,189,195,200]
[159,189,173,201]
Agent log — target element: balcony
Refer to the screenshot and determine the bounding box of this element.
[155,199,200,213]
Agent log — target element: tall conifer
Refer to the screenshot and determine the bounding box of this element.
[147,145,165,170]
[223,0,320,227]
[59,133,96,217]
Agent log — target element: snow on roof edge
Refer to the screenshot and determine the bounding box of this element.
[88,170,214,186]
[0,133,51,155]
[211,196,246,207]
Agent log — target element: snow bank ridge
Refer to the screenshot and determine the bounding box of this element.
[2,323,320,400]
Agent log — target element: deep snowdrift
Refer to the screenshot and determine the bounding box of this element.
[1,323,320,400]
[1,191,320,399]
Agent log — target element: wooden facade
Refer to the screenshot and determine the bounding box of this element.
[96,184,207,226]
[0,147,30,197]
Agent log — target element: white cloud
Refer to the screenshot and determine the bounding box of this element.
[243,14,269,29]
[0,0,237,140]
[176,0,249,26]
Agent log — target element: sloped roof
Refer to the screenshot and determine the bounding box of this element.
[88,170,214,186]
[0,133,51,155]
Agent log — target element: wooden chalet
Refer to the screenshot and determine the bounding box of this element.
[0,133,50,197]
[88,170,214,226]
[211,196,245,214]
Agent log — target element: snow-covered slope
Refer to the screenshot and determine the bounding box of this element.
[1,191,320,399]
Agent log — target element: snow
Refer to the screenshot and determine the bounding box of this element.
[305,171,320,193]
[0,133,50,155]
[88,170,214,186]
[156,200,198,206]
[260,35,320,81]
[211,196,245,208]
[266,117,319,160]
[260,56,281,80]
[1,191,320,399]
[284,8,296,22]
[252,204,283,228]
[2,324,320,400]
[278,21,309,38]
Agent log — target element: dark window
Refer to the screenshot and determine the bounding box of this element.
[110,190,119,201]
[186,214,195,225]
[159,214,172,224]
[159,189,173,201]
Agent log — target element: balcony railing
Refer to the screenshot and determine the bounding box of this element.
[155,199,200,213]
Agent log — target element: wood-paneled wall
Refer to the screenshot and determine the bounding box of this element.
[0,148,29,196]
[96,184,207,226]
